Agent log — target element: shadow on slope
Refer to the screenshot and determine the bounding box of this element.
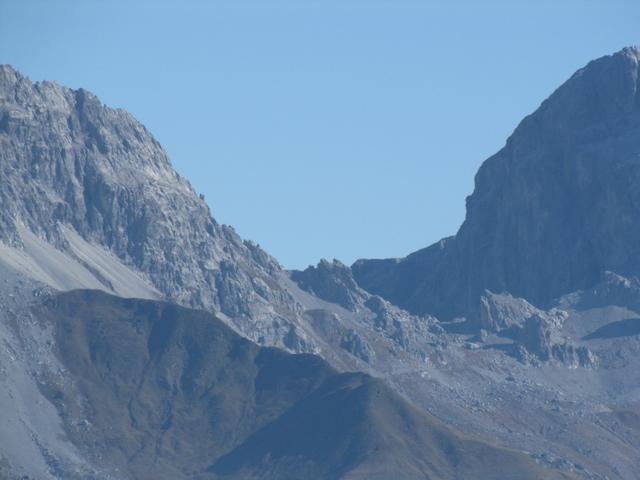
[36,290,567,480]
[583,317,640,340]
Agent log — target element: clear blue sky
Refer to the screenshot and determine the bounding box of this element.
[1,1,639,269]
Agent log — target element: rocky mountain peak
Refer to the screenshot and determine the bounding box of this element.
[0,65,318,352]
[621,45,640,60]
[353,46,640,320]
[0,64,20,84]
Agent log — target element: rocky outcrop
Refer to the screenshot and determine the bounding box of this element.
[511,314,597,367]
[339,328,375,362]
[364,295,442,350]
[473,292,597,366]
[353,47,640,319]
[291,259,367,311]
[477,291,544,332]
[291,259,441,354]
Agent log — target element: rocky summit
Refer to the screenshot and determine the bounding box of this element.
[353,47,640,320]
[0,64,320,352]
[2,48,640,480]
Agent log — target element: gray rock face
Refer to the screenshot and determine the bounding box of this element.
[0,64,312,351]
[353,47,640,319]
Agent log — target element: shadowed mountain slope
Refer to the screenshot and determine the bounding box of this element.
[34,290,561,480]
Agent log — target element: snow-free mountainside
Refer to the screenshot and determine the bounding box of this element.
[1,47,640,479]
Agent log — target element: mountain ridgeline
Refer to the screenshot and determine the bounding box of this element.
[353,47,640,319]
[2,48,640,480]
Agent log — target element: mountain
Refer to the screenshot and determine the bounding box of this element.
[2,289,562,480]
[0,61,457,384]
[1,63,567,480]
[3,49,640,480]
[0,63,323,352]
[352,47,640,320]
